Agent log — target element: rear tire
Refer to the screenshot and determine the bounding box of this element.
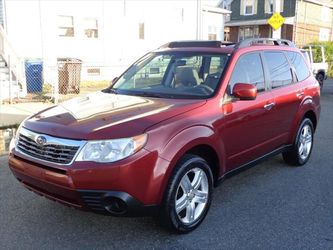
[283,118,314,166]
[160,154,213,233]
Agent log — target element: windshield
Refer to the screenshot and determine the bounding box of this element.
[111,52,229,99]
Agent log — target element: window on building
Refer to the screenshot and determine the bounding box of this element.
[264,52,293,88]
[229,53,265,94]
[87,68,100,76]
[286,52,310,82]
[244,0,254,15]
[58,15,74,37]
[139,22,145,40]
[239,26,259,40]
[265,0,284,13]
[224,27,230,42]
[84,18,98,38]
[265,0,274,13]
[321,6,330,22]
[319,28,330,41]
[208,26,217,40]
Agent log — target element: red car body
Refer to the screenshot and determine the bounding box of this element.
[8,41,320,217]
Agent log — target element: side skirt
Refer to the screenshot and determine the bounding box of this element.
[216,145,293,186]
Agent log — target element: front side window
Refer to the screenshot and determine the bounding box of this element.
[264,52,293,88]
[229,53,265,94]
[286,52,310,82]
[112,52,229,99]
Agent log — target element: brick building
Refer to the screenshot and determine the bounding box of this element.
[224,0,333,47]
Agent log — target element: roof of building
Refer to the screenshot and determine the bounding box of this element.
[305,0,333,8]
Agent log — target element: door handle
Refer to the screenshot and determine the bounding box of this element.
[296,91,304,98]
[264,103,275,110]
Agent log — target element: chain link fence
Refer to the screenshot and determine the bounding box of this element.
[1,60,126,105]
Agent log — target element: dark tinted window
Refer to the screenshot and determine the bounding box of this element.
[229,53,265,93]
[287,51,310,82]
[264,52,293,88]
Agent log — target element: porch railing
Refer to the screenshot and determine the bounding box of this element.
[0,24,26,104]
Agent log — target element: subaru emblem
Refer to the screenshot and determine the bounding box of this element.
[36,136,47,146]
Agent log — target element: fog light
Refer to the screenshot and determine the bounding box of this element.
[104,197,127,215]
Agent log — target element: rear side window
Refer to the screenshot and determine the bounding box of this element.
[229,53,265,93]
[264,52,293,88]
[286,52,310,82]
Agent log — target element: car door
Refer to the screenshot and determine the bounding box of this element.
[262,51,305,143]
[218,52,279,170]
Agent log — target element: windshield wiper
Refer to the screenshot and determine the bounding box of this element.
[134,92,167,98]
[134,91,191,99]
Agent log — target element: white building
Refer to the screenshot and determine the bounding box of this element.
[0,0,230,100]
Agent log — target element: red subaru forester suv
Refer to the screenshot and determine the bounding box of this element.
[8,39,320,233]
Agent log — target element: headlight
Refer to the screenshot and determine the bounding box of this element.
[76,134,147,163]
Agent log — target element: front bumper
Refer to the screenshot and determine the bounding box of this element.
[8,148,169,215]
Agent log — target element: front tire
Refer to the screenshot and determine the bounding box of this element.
[283,118,314,166]
[161,154,213,233]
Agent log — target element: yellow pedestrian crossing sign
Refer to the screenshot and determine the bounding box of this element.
[267,13,285,30]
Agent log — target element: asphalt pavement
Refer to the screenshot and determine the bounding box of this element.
[0,81,333,250]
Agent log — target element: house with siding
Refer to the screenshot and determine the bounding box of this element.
[0,0,230,102]
[224,0,333,47]
[0,0,230,81]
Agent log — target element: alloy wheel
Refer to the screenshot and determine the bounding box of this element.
[298,124,312,161]
[175,167,209,224]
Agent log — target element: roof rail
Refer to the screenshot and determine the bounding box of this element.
[159,40,236,49]
[235,38,296,48]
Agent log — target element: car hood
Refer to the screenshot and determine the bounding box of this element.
[23,92,206,140]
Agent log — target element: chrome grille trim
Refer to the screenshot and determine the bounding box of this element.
[16,127,86,165]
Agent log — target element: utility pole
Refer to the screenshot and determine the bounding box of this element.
[196,0,202,40]
[272,0,282,39]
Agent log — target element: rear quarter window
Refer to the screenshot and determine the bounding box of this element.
[287,51,310,82]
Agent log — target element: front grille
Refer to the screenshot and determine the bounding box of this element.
[16,128,85,165]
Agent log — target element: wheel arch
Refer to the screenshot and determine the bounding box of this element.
[157,126,225,202]
[186,144,220,185]
[303,109,317,131]
[289,107,318,144]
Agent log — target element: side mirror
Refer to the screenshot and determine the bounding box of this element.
[109,77,119,87]
[102,77,119,93]
[232,83,257,100]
